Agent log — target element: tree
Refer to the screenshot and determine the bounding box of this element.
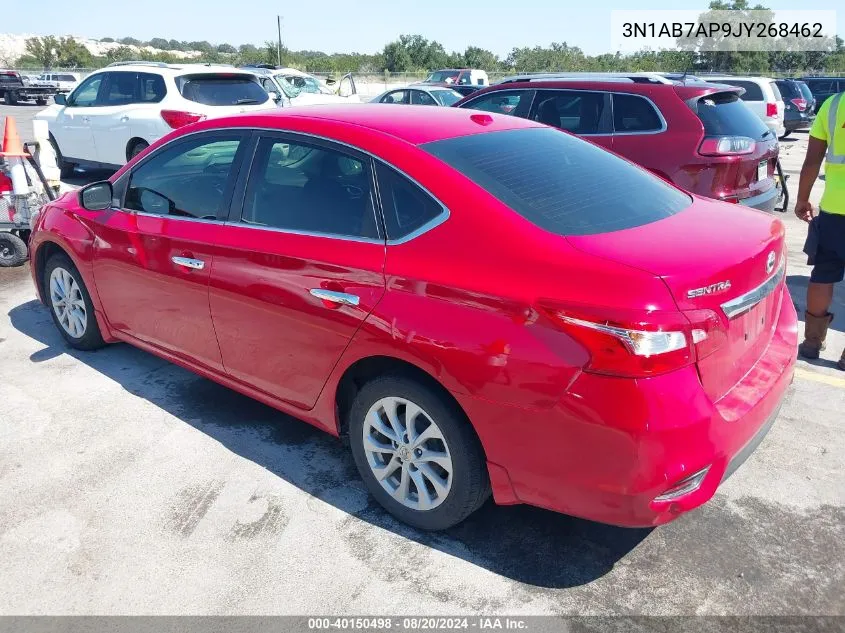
[463,47,500,71]
[188,41,214,54]
[119,37,141,46]
[25,36,59,69]
[382,40,413,72]
[217,43,237,54]
[55,37,93,68]
[148,38,171,50]
[100,37,115,43]
[105,46,135,63]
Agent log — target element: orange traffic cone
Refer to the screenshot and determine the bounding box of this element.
[0,117,28,157]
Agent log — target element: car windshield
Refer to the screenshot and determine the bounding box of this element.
[277,74,323,96]
[431,89,462,106]
[176,74,268,106]
[426,70,460,84]
[423,127,691,237]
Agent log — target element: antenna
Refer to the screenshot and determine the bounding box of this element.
[277,15,283,67]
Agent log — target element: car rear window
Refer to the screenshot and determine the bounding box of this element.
[0,73,19,84]
[797,82,814,101]
[58,75,76,82]
[715,80,764,101]
[775,80,800,98]
[176,74,268,106]
[693,91,771,138]
[422,127,690,237]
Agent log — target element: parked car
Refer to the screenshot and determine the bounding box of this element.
[35,62,274,176]
[417,68,489,97]
[702,75,785,139]
[800,77,844,113]
[38,72,80,93]
[0,70,56,105]
[774,79,815,138]
[29,105,796,530]
[371,86,463,106]
[246,66,359,106]
[456,74,781,212]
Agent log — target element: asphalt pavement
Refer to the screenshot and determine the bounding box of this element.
[0,105,843,615]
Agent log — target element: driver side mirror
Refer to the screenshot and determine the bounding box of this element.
[79,181,113,211]
[54,93,67,106]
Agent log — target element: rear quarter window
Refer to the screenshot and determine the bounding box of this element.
[423,127,690,237]
[716,80,764,101]
[775,81,799,98]
[176,74,268,106]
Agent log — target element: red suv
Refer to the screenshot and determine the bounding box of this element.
[456,75,781,212]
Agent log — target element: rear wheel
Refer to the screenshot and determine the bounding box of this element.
[348,375,490,530]
[4,91,18,105]
[43,254,105,350]
[128,140,149,161]
[35,97,47,106]
[0,232,27,267]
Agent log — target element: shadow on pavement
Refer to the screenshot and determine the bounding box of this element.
[8,298,651,589]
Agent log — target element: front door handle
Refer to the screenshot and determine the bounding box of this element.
[309,288,360,307]
[172,256,205,270]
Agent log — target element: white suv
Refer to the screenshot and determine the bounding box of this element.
[36,62,274,176]
[705,75,786,139]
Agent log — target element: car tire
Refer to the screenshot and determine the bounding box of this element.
[49,136,75,179]
[348,375,490,530]
[0,232,28,267]
[4,91,18,105]
[128,140,149,161]
[43,253,106,351]
[35,97,47,106]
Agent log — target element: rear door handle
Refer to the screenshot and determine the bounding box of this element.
[172,256,205,270]
[309,288,360,307]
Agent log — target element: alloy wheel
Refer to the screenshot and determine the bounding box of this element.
[362,396,453,511]
[49,267,87,338]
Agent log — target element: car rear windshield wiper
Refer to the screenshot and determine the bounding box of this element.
[234,98,260,105]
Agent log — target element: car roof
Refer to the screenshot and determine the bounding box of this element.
[701,75,775,82]
[101,63,253,76]
[471,79,736,98]
[208,104,542,145]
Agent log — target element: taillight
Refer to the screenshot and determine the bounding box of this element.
[539,303,727,378]
[160,110,206,129]
[765,102,777,117]
[790,97,807,111]
[698,136,755,156]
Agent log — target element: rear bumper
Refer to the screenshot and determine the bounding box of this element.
[784,114,814,131]
[739,185,779,212]
[461,283,798,527]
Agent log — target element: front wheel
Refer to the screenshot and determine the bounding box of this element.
[44,254,105,350]
[0,232,28,267]
[348,375,490,530]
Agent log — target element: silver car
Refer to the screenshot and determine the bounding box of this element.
[370,86,463,106]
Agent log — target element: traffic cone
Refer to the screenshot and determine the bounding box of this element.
[0,117,31,196]
[0,116,28,157]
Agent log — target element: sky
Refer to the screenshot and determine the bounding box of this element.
[5,0,845,57]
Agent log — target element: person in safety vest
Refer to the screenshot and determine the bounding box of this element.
[795,90,845,370]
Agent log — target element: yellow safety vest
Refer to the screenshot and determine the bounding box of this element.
[810,92,845,215]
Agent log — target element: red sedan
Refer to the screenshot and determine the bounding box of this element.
[29,105,797,530]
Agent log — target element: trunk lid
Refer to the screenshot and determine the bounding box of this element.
[566,197,786,402]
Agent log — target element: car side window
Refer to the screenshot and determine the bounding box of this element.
[531,90,606,134]
[138,73,166,103]
[462,90,527,116]
[261,78,276,93]
[68,74,104,107]
[382,90,408,104]
[124,135,244,219]
[721,80,764,101]
[241,137,380,239]
[612,94,663,133]
[101,72,139,106]
[375,163,443,240]
[413,91,438,106]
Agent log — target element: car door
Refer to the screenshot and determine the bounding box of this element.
[90,131,250,371]
[380,90,410,104]
[458,89,535,117]
[527,89,613,150]
[411,90,439,106]
[51,73,105,162]
[88,71,138,166]
[207,132,386,409]
[608,92,666,166]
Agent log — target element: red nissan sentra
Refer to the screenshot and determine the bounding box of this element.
[29,105,797,530]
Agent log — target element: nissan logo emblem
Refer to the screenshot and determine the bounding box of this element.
[766,251,776,275]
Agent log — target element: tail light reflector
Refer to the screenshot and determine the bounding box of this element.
[160,110,206,129]
[698,136,755,156]
[539,303,727,378]
[765,102,778,117]
[790,97,807,111]
[654,466,711,501]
